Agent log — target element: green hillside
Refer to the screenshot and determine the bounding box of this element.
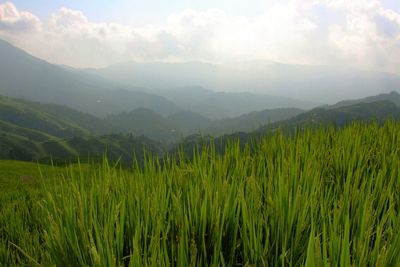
[105,108,182,141]
[260,100,400,131]
[0,97,166,165]
[329,90,400,109]
[0,39,181,117]
[206,107,303,135]
[178,100,400,156]
[0,96,100,138]
[167,110,212,134]
[1,96,400,165]
[1,122,400,266]
[0,129,164,165]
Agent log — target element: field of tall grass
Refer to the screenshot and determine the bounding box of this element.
[1,121,400,266]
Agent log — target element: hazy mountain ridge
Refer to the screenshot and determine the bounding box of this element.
[167,110,212,134]
[105,108,182,141]
[0,39,181,117]
[0,96,96,138]
[0,39,316,120]
[206,108,304,135]
[147,86,315,119]
[177,100,400,156]
[0,96,165,164]
[258,100,400,132]
[328,91,400,109]
[1,96,400,164]
[2,38,400,164]
[91,61,400,104]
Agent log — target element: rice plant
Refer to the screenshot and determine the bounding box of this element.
[1,121,400,266]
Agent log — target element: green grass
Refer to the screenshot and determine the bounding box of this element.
[1,121,400,266]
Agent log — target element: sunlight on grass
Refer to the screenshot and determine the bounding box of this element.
[1,121,400,266]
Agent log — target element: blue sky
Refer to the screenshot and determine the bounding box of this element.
[4,0,270,24]
[0,0,399,73]
[7,0,400,25]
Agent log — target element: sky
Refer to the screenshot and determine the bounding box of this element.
[0,0,399,73]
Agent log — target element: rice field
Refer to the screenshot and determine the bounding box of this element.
[1,121,400,266]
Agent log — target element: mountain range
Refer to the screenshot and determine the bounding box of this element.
[1,38,400,164]
[0,39,318,119]
[0,94,304,142]
[90,61,400,104]
[2,91,400,164]
[0,39,180,117]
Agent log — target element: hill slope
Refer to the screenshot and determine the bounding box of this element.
[258,100,400,132]
[91,61,400,104]
[0,39,180,117]
[329,91,400,109]
[0,122,165,165]
[205,108,304,135]
[177,100,400,155]
[105,108,182,141]
[167,110,212,134]
[0,96,110,138]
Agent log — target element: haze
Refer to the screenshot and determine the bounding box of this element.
[0,0,399,72]
[1,0,400,103]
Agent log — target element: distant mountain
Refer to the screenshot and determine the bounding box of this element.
[176,100,400,156]
[0,128,164,165]
[0,39,180,117]
[0,95,192,141]
[328,91,400,109]
[167,110,211,134]
[0,95,102,138]
[148,86,313,119]
[2,97,400,164]
[206,108,304,135]
[149,87,215,110]
[3,94,296,143]
[258,100,400,132]
[105,108,182,141]
[90,61,400,104]
[0,97,166,164]
[191,92,309,119]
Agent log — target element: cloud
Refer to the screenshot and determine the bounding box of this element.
[320,0,400,71]
[0,1,399,74]
[0,2,40,32]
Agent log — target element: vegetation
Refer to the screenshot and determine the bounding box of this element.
[0,39,180,117]
[0,94,302,144]
[0,95,101,138]
[1,121,400,266]
[105,108,182,141]
[258,100,400,133]
[329,91,400,109]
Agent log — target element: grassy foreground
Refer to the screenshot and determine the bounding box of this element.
[1,122,400,266]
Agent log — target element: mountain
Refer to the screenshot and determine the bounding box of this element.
[0,95,186,142]
[191,92,309,119]
[105,108,182,141]
[0,96,101,138]
[258,100,400,132]
[90,61,400,104]
[0,39,180,117]
[149,87,215,110]
[167,110,212,134]
[206,108,304,135]
[176,100,400,157]
[0,129,165,165]
[2,97,399,164]
[328,91,400,109]
[147,86,314,119]
[0,97,166,164]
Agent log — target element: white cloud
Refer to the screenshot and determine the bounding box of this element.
[0,1,399,73]
[0,1,40,32]
[319,0,400,72]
